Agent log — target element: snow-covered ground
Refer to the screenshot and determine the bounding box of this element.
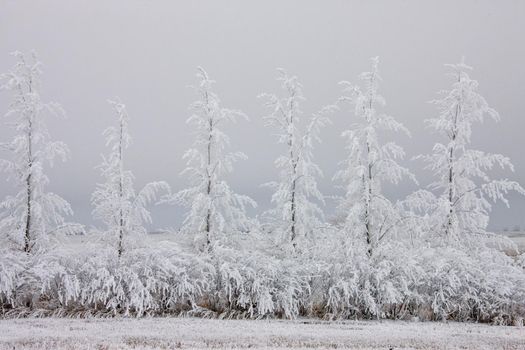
[0,317,523,350]
[68,229,525,253]
[502,231,525,253]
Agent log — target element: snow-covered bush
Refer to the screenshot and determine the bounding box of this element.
[0,249,27,308]
[0,240,212,317]
[414,245,525,324]
[207,243,311,319]
[307,236,423,321]
[0,227,524,324]
[66,244,210,316]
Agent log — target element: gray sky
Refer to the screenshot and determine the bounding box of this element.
[1,0,524,231]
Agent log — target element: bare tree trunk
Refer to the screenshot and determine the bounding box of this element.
[204,94,213,252]
[445,103,460,237]
[117,118,124,258]
[364,96,374,257]
[24,118,33,253]
[365,142,373,257]
[290,173,297,246]
[205,178,212,250]
[287,95,299,248]
[117,187,124,258]
[445,147,454,235]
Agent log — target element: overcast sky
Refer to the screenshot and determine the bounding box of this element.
[1,0,524,231]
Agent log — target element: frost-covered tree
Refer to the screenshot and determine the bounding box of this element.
[91,99,169,258]
[260,69,333,249]
[334,57,415,256]
[417,59,525,239]
[169,68,255,252]
[0,51,78,253]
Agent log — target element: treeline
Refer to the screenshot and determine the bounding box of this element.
[0,51,524,325]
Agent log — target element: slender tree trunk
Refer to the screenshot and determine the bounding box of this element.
[364,96,374,257]
[24,118,33,253]
[117,185,124,258]
[364,141,373,257]
[287,96,298,248]
[117,118,124,258]
[204,94,213,251]
[445,146,454,235]
[205,177,212,249]
[445,103,460,237]
[290,173,297,246]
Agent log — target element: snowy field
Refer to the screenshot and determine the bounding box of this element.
[502,231,525,254]
[0,318,523,350]
[66,230,525,254]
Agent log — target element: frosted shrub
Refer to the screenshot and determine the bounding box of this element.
[67,244,212,316]
[314,239,422,320]
[0,249,27,308]
[0,230,524,323]
[416,245,525,324]
[197,241,310,319]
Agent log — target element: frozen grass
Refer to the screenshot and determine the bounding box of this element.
[0,317,523,350]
